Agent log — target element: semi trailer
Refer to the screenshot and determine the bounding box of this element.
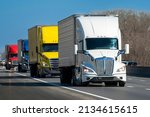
[5,44,18,70]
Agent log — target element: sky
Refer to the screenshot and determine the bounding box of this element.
[0,0,150,53]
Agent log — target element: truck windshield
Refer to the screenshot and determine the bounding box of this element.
[42,44,58,52]
[86,38,118,50]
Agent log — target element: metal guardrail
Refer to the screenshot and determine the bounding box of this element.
[126,66,150,77]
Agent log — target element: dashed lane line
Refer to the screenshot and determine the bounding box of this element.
[145,88,150,91]
[15,72,29,77]
[126,86,134,88]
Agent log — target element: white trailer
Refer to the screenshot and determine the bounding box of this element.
[58,14,129,86]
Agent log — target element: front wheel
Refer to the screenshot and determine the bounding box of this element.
[119,81,125,87]
[71,68,88,86]
[71,76,82,86]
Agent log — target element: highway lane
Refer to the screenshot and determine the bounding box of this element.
[0,68,150,100]
[32,76,150,100]
[0,69,107,100]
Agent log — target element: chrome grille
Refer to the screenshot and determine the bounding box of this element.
[12,60,18,65]
[50,59,59,69]
[96,57,114,76]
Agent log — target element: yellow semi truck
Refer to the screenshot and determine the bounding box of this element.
[28,25,59,77]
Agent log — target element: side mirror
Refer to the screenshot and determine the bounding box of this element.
[116,50,125,59]
[125,44,129,54]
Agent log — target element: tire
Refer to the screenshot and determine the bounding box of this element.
[34,64,38,77]
[18,65,21,72]
[60,68,65,84]
[71,67,81,86]
[60,73,65,84]
[71,76,82,86]
[6,65,11,70]
[119,81,125,87]
[30,64,38,77]
[71,68,88,86]
[38,71,46,78]
[21,64,28,72]
[30,65,34,77]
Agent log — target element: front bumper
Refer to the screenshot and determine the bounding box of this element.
[82,73,126,83]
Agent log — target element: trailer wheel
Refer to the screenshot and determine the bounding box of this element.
[30,64,37,77]
[30,65,34,77]
[60,68,68,84]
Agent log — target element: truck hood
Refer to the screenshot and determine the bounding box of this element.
[42,52,58,59]
[87,50,118,59]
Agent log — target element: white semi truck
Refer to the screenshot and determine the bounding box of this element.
[58,14,129,86]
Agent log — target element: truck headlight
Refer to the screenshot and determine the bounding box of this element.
[8,62,11,64]
[42,62,48,67]
[117,66,126,72]
[83,66,94,73]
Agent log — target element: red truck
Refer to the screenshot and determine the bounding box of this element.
[5,44,18,70]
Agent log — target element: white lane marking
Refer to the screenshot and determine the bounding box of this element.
[145,88,150,91]
[15,72,28,77]
[126,86,134,88]
[15,73,113,100]
[33,78,49,84]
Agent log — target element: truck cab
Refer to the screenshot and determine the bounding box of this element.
[5,44,18,70]
[59,15,129,86]
[18,39,29,72]
[28,25,59,77]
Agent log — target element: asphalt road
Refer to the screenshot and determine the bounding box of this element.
[0,67,150,100]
